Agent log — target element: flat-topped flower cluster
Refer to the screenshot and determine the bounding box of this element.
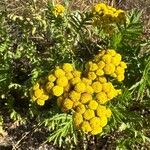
[30,49,127,135]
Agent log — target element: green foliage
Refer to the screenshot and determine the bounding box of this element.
[0,1,150,149]
[44,113,77,147]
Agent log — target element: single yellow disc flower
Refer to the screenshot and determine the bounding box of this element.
[72,70,81,77]
[56,76,68,87]
[83,109,95,120]
[62,63,73,72]
[52,85,64,96]
[98,77,107,83]
[75,104,86,114]
[63,98,73,110]
[99,116,107,127]
[119,61,127,69]
[48,74,56,82]
[92,81,102,93]
[88,72,97,80]
[34,89,44,98]
[107,49,116,56]
[54,68,65,78]
[65,72,73,80]
[88,100,98,110]
[102,54,112,64]
[80,121,92,133]
[70,77,81,85]
[37,99,45,106]
[90,127,102,135]
[103,63,115,75]
[89,117,101,129]
[105,108,112,118]
[69,90,81,102]
[80,93,92,104]
[96,92,108,104]
[73,112,83,127]
[97,61,105,69]
[53,4,65,17]
[74,82,86,93]
[85,85,94,94]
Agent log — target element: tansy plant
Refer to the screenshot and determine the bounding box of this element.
[1,0,149,149]
[31,49,127,136]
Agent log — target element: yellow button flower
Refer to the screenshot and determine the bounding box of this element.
[34,89,44,98]
[82,78,92,85]
[90,127,102,135]
[80,93,92,104]
[102,82,113,93]
[37,99,45,106]
[115,66,125,75]
[90,117,101,129]
[98,77,107,83]
[117,74,125,81]
[102,54,112,64]
[48,74,56,82]
[65,72,73,80]
[31,95,36,101]
[72,70,81,77]
[119,61,127,69]
[56,76,68,87]
[99,116,107,127]
[96,69,104,76]
[69,90,81,102]
[96,92,108,104]
[53,4,65,17]
[73,112,83,127]
[75,104,86,114]
[83,109,95,120]
[88,62,98,71]
[74,82,86,93]
[63,98,73,110]
[97,61,105,69]
[92,81,102,93]
[80,121,92,133]
[103,63,115,75]
[96,105,107,117]
[107,90,116,100]
[54,68,65,78]
[40,94,49,101]
[52,85,64,96]
[85,85,94,94]
[111,54,122,66]
[105,108,112,118]
[88,72,97,80]
[62,63,73,72]
[107,49,116,56]
[70,77,81,85]
[88,100,98,110]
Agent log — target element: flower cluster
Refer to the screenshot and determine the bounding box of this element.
[73,104,112,135]
[92,3,126,25]
[30,80,49,106]
[87,49,127,82]
[57,77,93,112]
[56,76,113,134]
[52,4,65,17]
[31,49,127,135]
[30,63,74,105]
